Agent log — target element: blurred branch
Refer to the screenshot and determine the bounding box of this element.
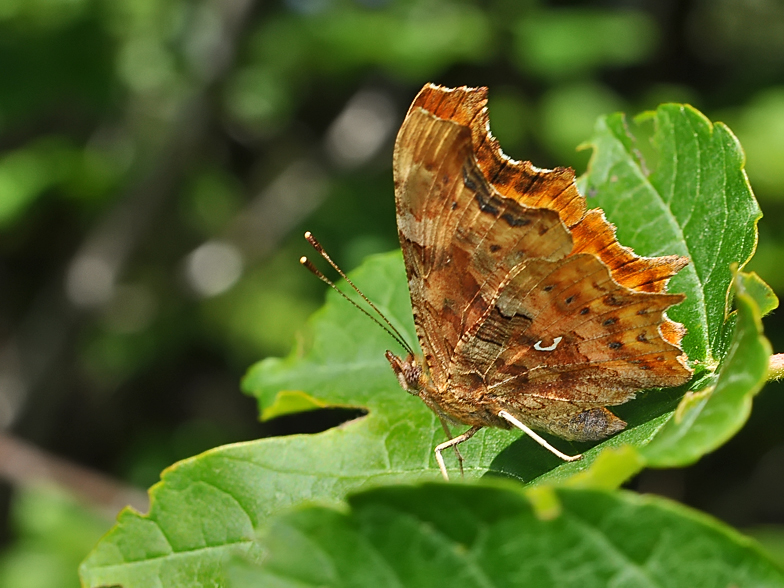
[225,88,398,262]
[66,0,257,309]
[0,432,147,518]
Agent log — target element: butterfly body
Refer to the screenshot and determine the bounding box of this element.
[388,84,692,476]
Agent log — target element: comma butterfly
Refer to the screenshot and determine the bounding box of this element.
[304,84,692,480]
[386,84,692,479]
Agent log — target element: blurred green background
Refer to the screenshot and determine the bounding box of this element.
[1,0,784,585]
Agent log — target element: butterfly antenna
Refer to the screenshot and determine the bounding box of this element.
[301,232,414,356]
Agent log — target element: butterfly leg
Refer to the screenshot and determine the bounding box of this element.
[438,417,467,477]
[498,410,583,462]
[434,425,482,481]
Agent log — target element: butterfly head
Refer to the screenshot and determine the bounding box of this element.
[385,350,426,396]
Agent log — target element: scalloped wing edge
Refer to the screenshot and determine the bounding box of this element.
[410,83,690,368]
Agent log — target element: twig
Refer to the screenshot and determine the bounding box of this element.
[0,432,147,518]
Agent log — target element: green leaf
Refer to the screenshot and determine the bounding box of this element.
[741,270,779,317]
[745,526,784,569]
[81,104,770,587]
[81,253,682,588]
[563,445,646,490]
[642,270,772,466]
[573,105,771,480]
[581,104,761,367]
[230,483,784,588]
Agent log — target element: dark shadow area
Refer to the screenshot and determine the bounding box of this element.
[485,382,690,483]
[262,407,368,438]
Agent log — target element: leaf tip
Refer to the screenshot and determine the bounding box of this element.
[261,389,328,421]
[564,445,646,490]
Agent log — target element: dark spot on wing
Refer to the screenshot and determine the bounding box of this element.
[580,307,590,315]
[475,192,500,216]
[462,166,479,192]
[501,212,532,227]
[609,341,623,349]
[603,318,617,326]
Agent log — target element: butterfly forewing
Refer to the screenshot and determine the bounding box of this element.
[394,108,573,388]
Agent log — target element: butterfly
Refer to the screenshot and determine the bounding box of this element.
[384,84,692,479]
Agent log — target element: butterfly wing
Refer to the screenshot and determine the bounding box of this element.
[449,252,691,440]
[393,83,692,442]
[393,104,573,392]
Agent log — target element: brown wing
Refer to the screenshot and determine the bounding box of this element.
[393,106,573,392]
[395,84,692,441]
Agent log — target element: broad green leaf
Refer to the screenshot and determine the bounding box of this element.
[563,445,645,490]
[81,104,769,587]
[573,104,769,480]
[580,104,761,367]
[231,483,784,588]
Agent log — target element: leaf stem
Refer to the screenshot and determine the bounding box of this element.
[767,353,784,381]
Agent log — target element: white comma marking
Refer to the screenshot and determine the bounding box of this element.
[534,336,563,352]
